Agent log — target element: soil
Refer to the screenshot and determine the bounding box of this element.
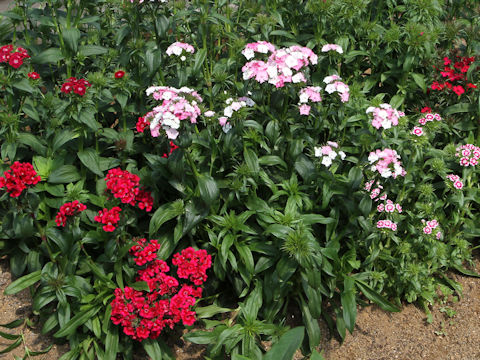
[1,256,480,360]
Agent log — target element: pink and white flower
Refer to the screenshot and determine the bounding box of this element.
[366,104,404,130]
[321,44,343,54]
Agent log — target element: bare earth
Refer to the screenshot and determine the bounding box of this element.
[1,256,480,359]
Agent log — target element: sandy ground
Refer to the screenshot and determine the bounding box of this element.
[0,0,12,12]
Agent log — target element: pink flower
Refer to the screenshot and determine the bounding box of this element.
[411,127,424,136]
[321,44,343,54]
[423,226,432,234]
[299,104,311,116]
[453,180,463,189]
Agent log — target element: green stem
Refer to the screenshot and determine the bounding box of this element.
[185,150,200,177]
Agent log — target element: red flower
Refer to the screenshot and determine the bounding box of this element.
[0,162,41,197]
[94,207,122,232]
[73,83,86,96]
[8,52,23,69]
[467,83,477,89]
[452,85,465,96]
[136,116,150,133]
[421,107,432,113]
[61,82,73,94]
[115,70,125,79]
[55,200,87,227]
[443,57,451,66]
[28,71,40,79]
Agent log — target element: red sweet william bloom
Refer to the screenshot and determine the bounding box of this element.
[8,52,24,69]
[135,189,153,212]
[73,83,86,96]
[453,85,465,96]
[431,81,444,90]
[55,200,87,227]
[136,116,150,133]
[60,77,91,96]
[114,70,125,79]
[172,247,212,285]
[28,72,40,79]
[443,57,451,66]
[129,238,161,266]
[421,107,432,113]
[0,162,41,197]
[94,207,121,232]
[467,83,477,89]
[105,168,140,205]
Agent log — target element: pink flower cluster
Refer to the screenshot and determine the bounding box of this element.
[145,86,203,139]
[446,174,463,189]
[364,180,388,201]
[218,96,255,132]
[0,162,41,197]
[324,75,350,102]
[314,141,346,168]
[366,104,405,130]
[377,200,402,213]
[421,219,442,239]
[241,41,317,88]
[166,42,195,61]
[418,112,442,125]
[110,241,211,341]
[455,144,480,167]
[298,86,322,115]
[321,44,343,54]
[94,207,122,232]
[376,219,398,231]
[368,148,406,179]
[55,200,87,227]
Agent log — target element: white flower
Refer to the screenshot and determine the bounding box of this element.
[321,156,333,167]
[314,147,322,157]
[292,73,305,83]
[222,123,232,133]
[368,153,379,163]
[180,55,186,61]
[299,93,309,103]
[224,106,233,118]
[339,151,346,160]
[242,48,254,60]
[328,151,338,159]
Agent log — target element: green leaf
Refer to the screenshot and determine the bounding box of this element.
[78,45,108,57]
[0,337,22,354]
[258,155,287,170]
[142,339,163,360]
[31,48,64,64]
[52,130,79,153]
[263,326,304,360]
[355,280,400,312]
[299,297,321,350]
[193,48,207,75]
[13,78,35,94]
[77,149,103,177]
[453,264,480,278]
[145,48,163,76]
[444,103,475,116]
[244,148,259,174]
[48,165,81,184]
[4,270,41,295]
[149,200,184,236]
[311,350,326,360]
[18,133,46,155]
[197,173,219,205]
[269,29,295,39]
[0,319,24,329]
[183,330,217,345]
[195,304,232,319]
[53,306,100,338]
[62,28,81,53]
[105,325,119,360]
[301,214,335,225]
[341,277,357,333]
[0,330,21,340]
[411,73,426,92]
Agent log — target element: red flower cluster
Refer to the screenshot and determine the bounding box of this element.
[162,141,179,158]
[28,71,40,79]
[136,116,150,133]
[114,70,125,79]
[60,77,91,96]
[172,247,212,285]
[105,168,153,212]
[110,240,211,341]
[0,162,41,197]
[431,55,477,96]
[129,238,161,266]
[94,206,121,232]
[0,45,30,69]
[55,200,87,227]
[420,106,431,113]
